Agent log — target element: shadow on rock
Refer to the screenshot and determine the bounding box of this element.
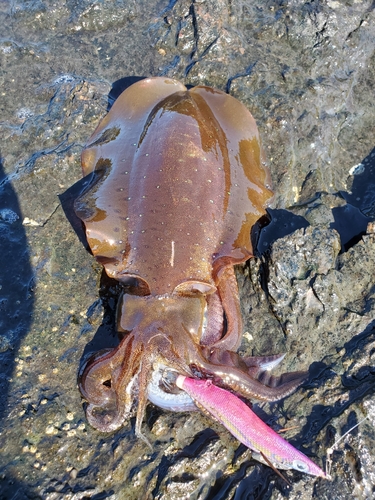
[0,159,34,422]
[339,146,375,219]
[331,148,375,251]
[0,159,35,497]
[258,146,375,256]
[332,145,375,251]
[296,320,375,447]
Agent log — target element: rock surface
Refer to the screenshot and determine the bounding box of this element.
[0,1,374,499]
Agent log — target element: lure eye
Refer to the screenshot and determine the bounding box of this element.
[292,460,311,473]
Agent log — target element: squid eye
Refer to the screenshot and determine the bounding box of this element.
[292,460,310,473]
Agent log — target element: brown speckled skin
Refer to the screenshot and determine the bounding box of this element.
[75,78,306,438]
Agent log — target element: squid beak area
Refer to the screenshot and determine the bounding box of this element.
[147,365,198,412]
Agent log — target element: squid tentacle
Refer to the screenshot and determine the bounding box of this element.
[79,342,130,406]
[242,353,286,368]
[79,333,142,432]
[192,359,307,402]
[134,353,154,447]
[209,266,243,352]
[200,346,307,400]
[199,290,224,347]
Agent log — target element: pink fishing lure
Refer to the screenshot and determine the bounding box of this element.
[176,375,327,478]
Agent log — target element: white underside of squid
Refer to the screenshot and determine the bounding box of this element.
[147,364,197,412]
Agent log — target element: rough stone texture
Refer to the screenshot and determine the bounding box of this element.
[0,0,374,499]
